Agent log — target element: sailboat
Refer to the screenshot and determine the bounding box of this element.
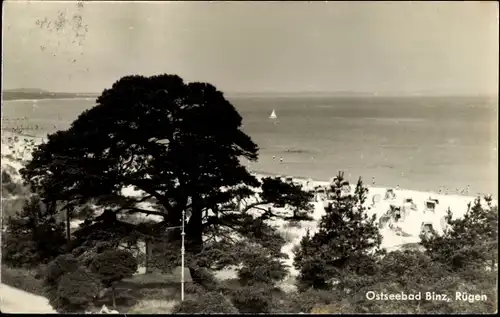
[269,109,277,119]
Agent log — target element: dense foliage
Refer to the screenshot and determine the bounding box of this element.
[420,196,498,271]
[294,172,383,290]
[171,292,239,314]
[89,249,138,308]
[44,254,99,313]
[2,196,66,268]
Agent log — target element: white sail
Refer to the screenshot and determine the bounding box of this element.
[269,109,277,119]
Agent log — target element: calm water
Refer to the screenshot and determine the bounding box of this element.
[2,95,498,195]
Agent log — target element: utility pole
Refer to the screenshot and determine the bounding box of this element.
[181,209,186,301]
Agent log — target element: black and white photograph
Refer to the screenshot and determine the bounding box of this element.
[1,0,498,314]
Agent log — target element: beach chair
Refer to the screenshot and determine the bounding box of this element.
[387,204,403,222]
[384,188,396,200]
[420,222,435,239]
[378,210,392,229]
[423,199,437,214]
[371,194,381,207]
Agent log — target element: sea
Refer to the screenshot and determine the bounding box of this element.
[1,95,498,196]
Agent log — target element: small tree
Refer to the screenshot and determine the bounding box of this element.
[228,283,275,313]
[44,254,97,312]
[236,239,289,286]
[294,172,384,290]
[89,249,138,308]
[2,196,66,268]
[56,268,99,312]
[420,196,498,271]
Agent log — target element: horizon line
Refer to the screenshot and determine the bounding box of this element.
[3,88,497,98]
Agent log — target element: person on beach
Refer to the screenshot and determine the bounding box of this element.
[272,155,276,160]
[280,157,283,163]
[372,177,375,185]
[396,184,400,190]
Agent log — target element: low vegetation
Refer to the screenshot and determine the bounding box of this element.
[1,74,497,314]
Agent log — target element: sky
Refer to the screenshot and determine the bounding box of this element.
[2,0,499,95]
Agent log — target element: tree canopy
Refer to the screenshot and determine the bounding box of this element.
[20,74,314,281]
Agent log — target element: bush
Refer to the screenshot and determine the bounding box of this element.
[236,242,288,286]
[228,283,274,313]
[283,288,340,313]
[1,196,26,219]
[171,292,238,314]
[45,254,80,287]
[2,169,13,183]
[184,282,206,295]
[55,268,99,313]
[89,249,138,308]
[2,181,26,197]
[188,265,220,291]
[2,197,66,268]
[43,254,100,313]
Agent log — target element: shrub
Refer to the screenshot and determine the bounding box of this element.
[43,254,100,313]
[188,265,220,291]
[236,242,289,287]
[2,181,26,197]
[228,283,274,313]
[44,254,80,287]
[2,169,13,183]
[171,292,238,314]
[184,282,206,295]
[2,197,66,268]
[89,249,138,308]
[284,288,340,313]
[55,268,99,313]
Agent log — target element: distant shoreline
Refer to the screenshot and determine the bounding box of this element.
[2,91,98,101]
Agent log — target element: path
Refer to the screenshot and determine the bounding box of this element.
[0,283,57,313]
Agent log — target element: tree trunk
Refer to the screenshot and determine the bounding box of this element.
[65,208,71,245]
[186,208,203,255]
[145,238,153,274]
[111,285,116,309]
